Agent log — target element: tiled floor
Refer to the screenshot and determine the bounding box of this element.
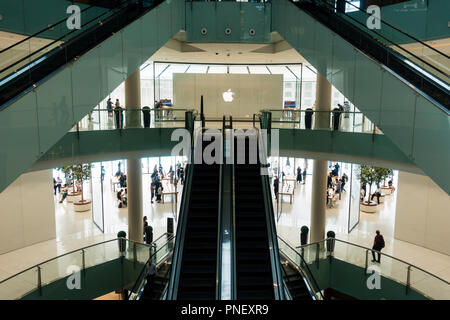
[0,162,448,298]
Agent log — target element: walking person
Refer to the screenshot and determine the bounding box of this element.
[296,167,302,184]
[56,177,62,194]
[302,168,307,184]
[273,176,279,200]
[371,230,385,263]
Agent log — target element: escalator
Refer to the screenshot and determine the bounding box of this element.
[0,0,183,193]
[168,135,222,300]
[140,259,172,300]
[280,257,313,300]
[233,135,284,300]
[275,0,450,193]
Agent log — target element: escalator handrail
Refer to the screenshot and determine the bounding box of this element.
[215,118,225,299]
[292,0,450,111]
[128,233,174,300]
[166,161,194,300]
[166,124,197,299]
[256,130,286,300]
[0,2,101,55]
[300,0,450,79]
[278,237,324,300]
[328,0,449,60]
[0,0,130,77]
[127,233,175,300]
[0,0,165,110]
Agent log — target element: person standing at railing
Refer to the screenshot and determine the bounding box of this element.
[372,230,385,263]
[114,100,123,129]
[107,98,113,117]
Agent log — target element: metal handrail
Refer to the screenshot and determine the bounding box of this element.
[278,237,324,300]
[257,129,286,300]
[300,0,449,79]
[128,234,175,300]
[296,238,450,286]
[0,236,152,287]
[0,0,131,76]
[338,0,449,60]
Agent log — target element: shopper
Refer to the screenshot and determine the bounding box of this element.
[273,176,279,200]
[371,230,385,263]
[106,97,113,117]
[144,225,153,245]
[143,216,148,241]
[144,258,157,297]
[302,168,307,184]
[296,167,302,184]
[114,100,123,129]
[56,177,62,194]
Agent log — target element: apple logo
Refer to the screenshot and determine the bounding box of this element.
[222,89,235,102]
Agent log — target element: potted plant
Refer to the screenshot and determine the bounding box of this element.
[357,165,378,213]
[58,166,81,203]
[380,168,394,195]
[374,167,392,201]
[72,164,92,212]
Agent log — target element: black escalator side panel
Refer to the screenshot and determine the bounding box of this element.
[234,137,275,300]
[293,1,449,109]
[176,140,220,300]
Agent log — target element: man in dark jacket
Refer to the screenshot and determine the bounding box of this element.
[372,230,385,263]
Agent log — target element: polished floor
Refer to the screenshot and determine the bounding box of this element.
[0,166,449,296]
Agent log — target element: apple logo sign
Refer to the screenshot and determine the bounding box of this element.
[222,89,235,102]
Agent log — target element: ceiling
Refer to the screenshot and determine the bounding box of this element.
[149,31,308,65]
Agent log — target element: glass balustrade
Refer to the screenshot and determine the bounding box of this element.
[262,109,383,134]
[70,108,195,132]
[0,235,174,300]
[296,238,450,300]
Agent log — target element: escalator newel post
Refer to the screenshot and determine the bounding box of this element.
[118,230,127,255]
[300,225,309,246]
[326,231,336,257]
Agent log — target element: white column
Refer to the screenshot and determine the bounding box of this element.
[310,70,331,242]
[125,69,143,242]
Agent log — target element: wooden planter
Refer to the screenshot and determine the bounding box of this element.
[360,200,378,213]
[74,200,92,212]
[381,186,391,195]
[67,192,81,203]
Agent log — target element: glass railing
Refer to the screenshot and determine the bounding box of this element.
[291,0,449,109]
[297,238,450,300]
[278,237,324,300]
[70,108,196,132]
[261,109,382,134]
[0,236,166,300]
[327,0,450,86]
[0,0,164,108]
[0,3,116,82]
[128,233,175,300]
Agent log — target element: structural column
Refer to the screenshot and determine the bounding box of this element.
[310,70,331,243]
[125,68,142,128]
[125,69,143,242]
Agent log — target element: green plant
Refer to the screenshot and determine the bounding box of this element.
[71,164,92,202]
[357,165,377,204]
[374,167,392,187]
[58,166,75,193]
